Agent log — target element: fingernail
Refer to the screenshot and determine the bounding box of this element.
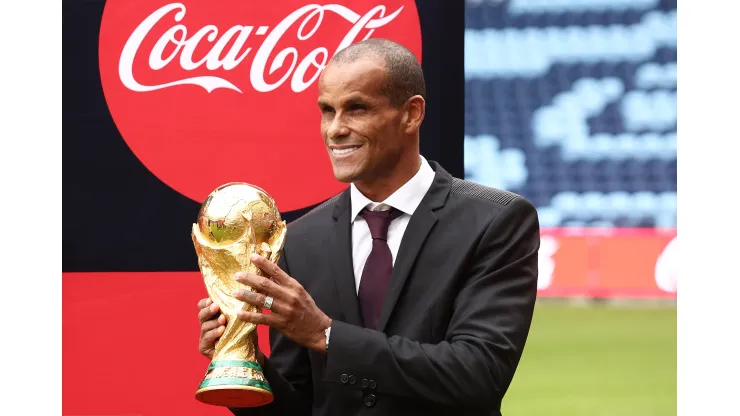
[210,304,218,312]
[232,289,241,297]
[250,253,259,261]
[218,326,225,332]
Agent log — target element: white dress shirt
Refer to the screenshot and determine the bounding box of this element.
[349,156,436,293]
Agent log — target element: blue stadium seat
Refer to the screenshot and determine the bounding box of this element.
[536,207,563,227]
[563,220,588,227]
[658,192,677,213]
[551,192,581,216]
[633,191,658,215]
[591,220,617,228]
[581,192,608,217]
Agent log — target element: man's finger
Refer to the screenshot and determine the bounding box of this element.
[200,317,222,335]
[233,289,287,315]
[197,297,211,310]
[202,325,225,343]
[198,302,220,324]
[250,254,293,287]
[234,272,289,300]
[237,310,277,327]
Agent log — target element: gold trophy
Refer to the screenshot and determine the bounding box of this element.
[191,182,287,407]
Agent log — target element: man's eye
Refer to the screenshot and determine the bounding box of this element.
[348,104,366,112]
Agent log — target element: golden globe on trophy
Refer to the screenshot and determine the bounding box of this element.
[191,183,287,407]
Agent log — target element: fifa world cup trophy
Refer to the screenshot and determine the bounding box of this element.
[191,183,287,407]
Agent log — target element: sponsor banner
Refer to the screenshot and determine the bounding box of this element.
[538,228,677,299]
[98,0,422,212]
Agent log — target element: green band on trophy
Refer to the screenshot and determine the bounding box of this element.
[208,360,263,372]
[198,377,272,392]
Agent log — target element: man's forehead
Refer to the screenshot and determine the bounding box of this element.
[319,59,386,91]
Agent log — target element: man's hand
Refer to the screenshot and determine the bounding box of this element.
[196,297,266,365]
[233,254,332,353]
[197,297,226,359]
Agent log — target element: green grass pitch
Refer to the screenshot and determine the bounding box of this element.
[502,302,676,415]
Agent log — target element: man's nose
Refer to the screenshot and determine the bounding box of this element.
[327,116,350,141]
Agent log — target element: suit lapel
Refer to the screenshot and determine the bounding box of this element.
[376,206,437,331]
[377,163,452,332]
[327,190,364,326]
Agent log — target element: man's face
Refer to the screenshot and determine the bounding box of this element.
[317,58,405,184]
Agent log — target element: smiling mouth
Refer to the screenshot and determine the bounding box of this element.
[331,146,362,156]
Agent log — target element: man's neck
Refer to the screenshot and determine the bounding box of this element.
[353,154,422,202]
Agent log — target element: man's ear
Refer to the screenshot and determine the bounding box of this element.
[402,95,426,135]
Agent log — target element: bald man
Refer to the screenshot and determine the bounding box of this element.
[197,38,540,416]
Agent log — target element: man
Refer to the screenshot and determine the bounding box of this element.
[197,38,540,415]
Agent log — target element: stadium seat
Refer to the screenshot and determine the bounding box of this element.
[463,0,676,227]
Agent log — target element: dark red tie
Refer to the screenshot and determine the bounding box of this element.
[358,207,403,330]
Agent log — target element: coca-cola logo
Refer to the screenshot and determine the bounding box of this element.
[99,1,422,211]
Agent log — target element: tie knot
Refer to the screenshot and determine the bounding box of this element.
[360,207,402,240]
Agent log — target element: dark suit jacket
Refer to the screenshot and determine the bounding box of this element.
[232,161,540,416]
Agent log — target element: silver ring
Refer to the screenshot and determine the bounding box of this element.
[263,296,274,310]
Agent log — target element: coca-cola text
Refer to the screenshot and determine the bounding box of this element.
[119,3,405,94]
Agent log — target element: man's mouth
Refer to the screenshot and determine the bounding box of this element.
[331,146,362,156]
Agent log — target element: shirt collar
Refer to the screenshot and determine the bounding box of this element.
[350,156,436,223]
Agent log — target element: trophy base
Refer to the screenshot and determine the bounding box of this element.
[195,359,273,408]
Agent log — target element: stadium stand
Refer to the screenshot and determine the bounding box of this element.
[463,0,677,228]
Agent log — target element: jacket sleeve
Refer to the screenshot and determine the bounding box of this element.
[230,252,313,415]
[322,197,540,408]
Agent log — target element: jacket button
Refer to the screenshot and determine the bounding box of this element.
[364,394,376,407]
[340,374,349,384]
[361,378,369,389]
[369,380,377,389]
[348,375,357,384]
